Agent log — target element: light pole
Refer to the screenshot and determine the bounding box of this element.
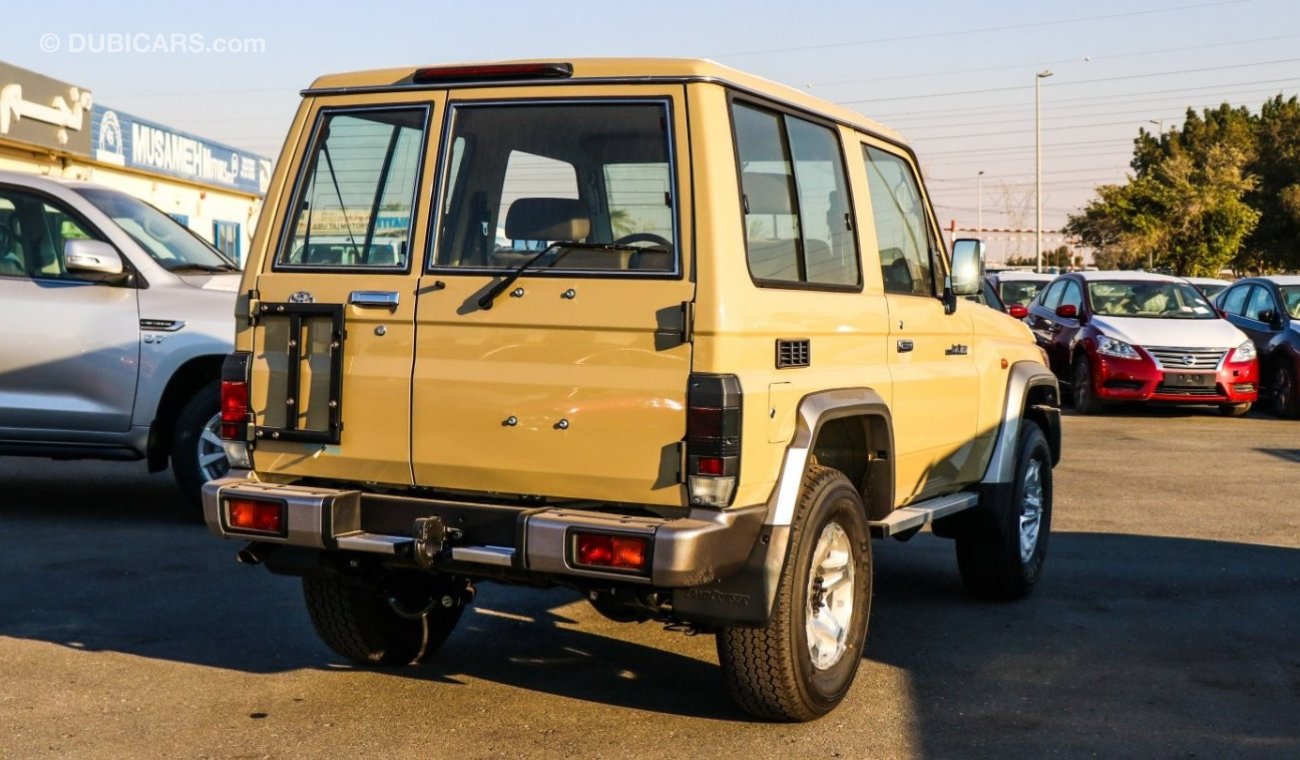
[1035,70,1053,274]
[976,170,984,241]
[1148,118,1164,135]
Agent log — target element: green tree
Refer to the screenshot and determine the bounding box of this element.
[1066,102,1260,276]
[1243,95,1300,271]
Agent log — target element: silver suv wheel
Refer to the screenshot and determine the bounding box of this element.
[806,521,855,671]
[1018,458,1044,563]
[197,411,230,482]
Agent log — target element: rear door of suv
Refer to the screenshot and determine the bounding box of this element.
[247,92,443,485]
[410,86,695,506]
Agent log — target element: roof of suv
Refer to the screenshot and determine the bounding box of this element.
[305,58,905,145]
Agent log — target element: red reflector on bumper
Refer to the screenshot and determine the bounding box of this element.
[226,498,284,535]
[574,532,649,572]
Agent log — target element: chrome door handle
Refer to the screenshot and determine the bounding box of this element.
[349,290,399,309]
[896,339,914,353]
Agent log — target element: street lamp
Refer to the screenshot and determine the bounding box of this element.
[1035,70,1053,274]
[1148,118,1164,135]
[976,170,984,241]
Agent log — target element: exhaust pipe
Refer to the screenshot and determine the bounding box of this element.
[236,542,277,566]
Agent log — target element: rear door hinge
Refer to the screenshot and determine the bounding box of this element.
[680,300,695,344]
[246,289,261,326]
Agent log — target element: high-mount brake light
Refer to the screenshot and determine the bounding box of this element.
[411,62,573,85]
[685,374,742,507]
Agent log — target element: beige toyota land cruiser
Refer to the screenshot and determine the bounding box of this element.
[203,59,1061,721]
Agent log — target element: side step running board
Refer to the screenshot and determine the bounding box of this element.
[868,492,979,538]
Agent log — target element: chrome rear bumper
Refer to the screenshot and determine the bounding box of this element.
[202,473,764,588]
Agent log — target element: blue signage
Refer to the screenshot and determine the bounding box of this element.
[91,104,270,195]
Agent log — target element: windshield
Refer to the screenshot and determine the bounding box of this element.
[75,187,236,270]
[998,279,1047,307]
[1088,280,1218,319]
[1278,286,1300,318]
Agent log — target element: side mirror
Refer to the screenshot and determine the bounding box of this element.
[1007,304,1029,320]
[65,239,124,276]
[1257,309,1284,329]
[950,238,985,296]
[1055,303,1078,319]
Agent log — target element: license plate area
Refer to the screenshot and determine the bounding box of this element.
[1163,371,1215,389]
[255,302,345,444]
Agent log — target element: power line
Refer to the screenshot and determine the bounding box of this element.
[839,57,1300,105]
[709,0,1245,58]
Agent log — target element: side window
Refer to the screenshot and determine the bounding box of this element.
[499,150,578,251]
[0,189,108,280]
[1245,285,1278,322]
[1219,285,1249,317]
[733,102,859,288]
[279,107,427,269]
[1060,280,1083,312]
[863,145,934,296]
[213,220,242,265]
[1040,280,1066,310]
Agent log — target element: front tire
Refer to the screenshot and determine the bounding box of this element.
[171,381,228,509]
[1071,355,1101,414]
[1218,402,1251,417]
[956,422,1052,600]
[1267,361,1299,418]
[716,464,872,722]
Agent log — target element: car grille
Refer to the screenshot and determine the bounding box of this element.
[1145,346,1226,370]
[1154,384,1221,397]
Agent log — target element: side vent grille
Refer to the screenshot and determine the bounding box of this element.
[776,339,811,369]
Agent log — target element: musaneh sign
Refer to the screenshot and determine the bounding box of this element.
[92,104,270,195]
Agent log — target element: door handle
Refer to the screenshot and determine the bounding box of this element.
[349,290,400,309]
[896,339,914,353]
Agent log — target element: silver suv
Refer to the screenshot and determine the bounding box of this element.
[0,171,239,506]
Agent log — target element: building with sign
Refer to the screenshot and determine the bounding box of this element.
[0,60,269,265]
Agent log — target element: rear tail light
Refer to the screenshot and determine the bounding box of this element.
[572,532,650,573]
[685,373,742,507]
[219,352,253,470]
[220,380,248,440]
[224,497,285,536]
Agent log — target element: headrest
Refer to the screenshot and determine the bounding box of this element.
[504,198,590,241]
[742,172,795,215]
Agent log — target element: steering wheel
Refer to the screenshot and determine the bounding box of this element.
[613,232,672,249]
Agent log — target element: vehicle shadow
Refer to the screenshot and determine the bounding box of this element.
[2,458,1298,743]
[869,532,1300,758]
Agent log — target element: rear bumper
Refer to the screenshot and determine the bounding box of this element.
[1091,352,1258,404]
[202,473,764,588]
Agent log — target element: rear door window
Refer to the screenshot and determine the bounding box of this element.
[277,107,428,270]
[433,101,677,274]
[732,102,859,288]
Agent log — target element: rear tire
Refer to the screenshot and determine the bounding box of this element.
[303,573,468,667]
[716,464,872,722]
[956,422,1052,601]
[171,381,227,510]
[1071,356,1101,414]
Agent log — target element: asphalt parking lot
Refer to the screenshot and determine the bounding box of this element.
[1,409,1297,759]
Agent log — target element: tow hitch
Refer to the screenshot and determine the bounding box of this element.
[412,515,462,571]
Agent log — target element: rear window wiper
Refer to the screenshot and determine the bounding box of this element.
[476,241,659,310]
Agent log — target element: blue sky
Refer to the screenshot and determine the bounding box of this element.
[8,0,1299,261]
